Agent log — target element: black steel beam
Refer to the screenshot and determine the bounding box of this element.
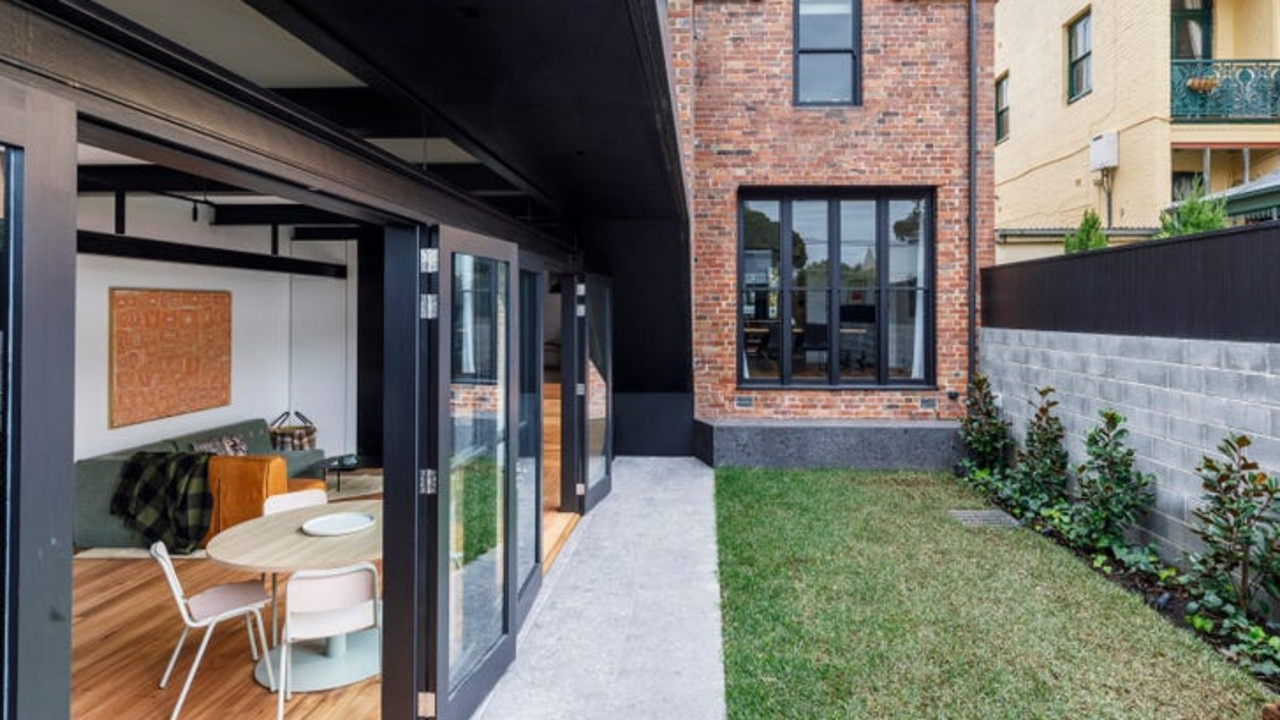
[211,204,352,226]
[77,230,347,278]
[78,164,244,194]
[271,87,437,138]
[292,225,364,241]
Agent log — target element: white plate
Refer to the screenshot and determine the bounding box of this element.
[301,512,375,537]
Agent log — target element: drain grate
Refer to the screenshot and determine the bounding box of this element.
[948,509,1019,528]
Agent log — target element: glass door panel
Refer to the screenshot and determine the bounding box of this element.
[582,278,612,511]
[447,253,508,690]
[433,229,517,720]
[515,270,540,594]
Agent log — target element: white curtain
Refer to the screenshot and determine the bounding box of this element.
[911,201,926,379]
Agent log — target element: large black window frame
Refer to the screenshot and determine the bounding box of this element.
[1067,11,1093,102]
[995,73,1010,143]
[737,189,936,388]
[793,0,861,106]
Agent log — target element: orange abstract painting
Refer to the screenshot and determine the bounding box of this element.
[109,289,231,428]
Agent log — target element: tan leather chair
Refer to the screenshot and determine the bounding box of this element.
[201,456,327,546]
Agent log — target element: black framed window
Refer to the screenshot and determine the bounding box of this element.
[1172,0,1212,60]
[1067,11,1092,102]
[738,191,934,387]
[794,0,860,105]
[995,74,1010,143]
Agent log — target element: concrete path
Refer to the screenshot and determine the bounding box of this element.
[472,456,726,720]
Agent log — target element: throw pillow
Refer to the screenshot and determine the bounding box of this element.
[223,434,249,456]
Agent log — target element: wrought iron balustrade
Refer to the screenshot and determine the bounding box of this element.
[1172,59,1280,121]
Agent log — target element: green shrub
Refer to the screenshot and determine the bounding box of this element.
[1185,434,1280,623]
[1155,179,1226,239]
[959,372,1013,473]
[1064,208,1107,254]
[1064,410,1154,552]
[1004,387,1069,517]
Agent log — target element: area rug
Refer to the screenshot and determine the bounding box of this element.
[327,469,384,501]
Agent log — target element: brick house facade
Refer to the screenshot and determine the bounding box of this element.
[672,0,995,459]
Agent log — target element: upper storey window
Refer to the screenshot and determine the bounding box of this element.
[795,0,861,106]
[1172,0,1213,60]
[1067,11,1092,102]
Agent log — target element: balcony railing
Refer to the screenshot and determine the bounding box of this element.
[1172,59,1280,121]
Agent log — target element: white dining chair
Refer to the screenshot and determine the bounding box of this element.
[150,541,276,720]
[277,562,381,718]
[262,487,329,642]
[262,488,328,515]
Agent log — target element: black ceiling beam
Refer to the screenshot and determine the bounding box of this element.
[243,0,564,217]
[292,225,364,241]
[78,230,346,278]
[423,163,519,195]
[78,164,246,194]
[272,87,438,138]
[212,204,352,226]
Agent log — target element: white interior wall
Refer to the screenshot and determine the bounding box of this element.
[75,194,356,459]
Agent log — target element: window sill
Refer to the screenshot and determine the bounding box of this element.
[1067,89,1092,104]
[736,382,937,392]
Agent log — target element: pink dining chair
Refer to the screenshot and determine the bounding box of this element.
[150,541,276,720]
[277,562,381,718]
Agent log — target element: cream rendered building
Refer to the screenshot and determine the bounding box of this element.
[995,0,1280,263]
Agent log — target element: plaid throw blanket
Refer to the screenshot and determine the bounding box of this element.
[109,452,212,554]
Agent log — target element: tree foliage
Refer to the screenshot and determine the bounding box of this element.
[1064,208,1107,254]
[1155,180,1226,239]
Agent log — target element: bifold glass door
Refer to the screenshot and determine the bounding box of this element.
[430,231,518,719]
[579,275,613,512]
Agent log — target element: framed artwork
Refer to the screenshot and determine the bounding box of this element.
[109,288,231,428]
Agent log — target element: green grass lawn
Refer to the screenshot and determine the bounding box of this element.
[716,469,1274,719]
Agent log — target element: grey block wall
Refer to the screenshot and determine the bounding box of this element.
[980,327,1280,563]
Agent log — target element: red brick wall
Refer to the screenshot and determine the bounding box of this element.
[676,0,995,421]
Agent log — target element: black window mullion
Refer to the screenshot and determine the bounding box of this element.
[875,198,889,386]
[779,200,794,384]
[924,195,936,383]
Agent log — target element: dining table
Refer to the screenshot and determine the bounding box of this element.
[205,499,382,693]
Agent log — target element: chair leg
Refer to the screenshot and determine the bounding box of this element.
[253,609,276,691]
[245,616,259,660]
[169,622,217,720]
[159,626,190,688]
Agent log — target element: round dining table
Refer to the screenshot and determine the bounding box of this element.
[206,499,382,693]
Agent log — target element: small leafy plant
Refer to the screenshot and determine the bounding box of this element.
[959,372,1013,473]
[1066,410,1154,552]
[1185,434,1280,622]
[1004,387,1069,517]
[1064,208,1107,254]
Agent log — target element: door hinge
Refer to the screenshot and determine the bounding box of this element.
[575,383,586,397]
[419,468,438,496]
[420,247,438,274]
[576,282,587,297]
[420,293,438,320]
[576,303,586,318]
[418,691,436,718]
[576,483,586,496]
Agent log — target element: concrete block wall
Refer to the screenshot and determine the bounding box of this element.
[980,327,1280,562]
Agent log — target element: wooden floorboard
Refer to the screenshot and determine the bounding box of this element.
[541,511,579,572]
[72,557,381,719]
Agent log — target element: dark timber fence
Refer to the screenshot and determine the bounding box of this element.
[982,220,1280,342]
